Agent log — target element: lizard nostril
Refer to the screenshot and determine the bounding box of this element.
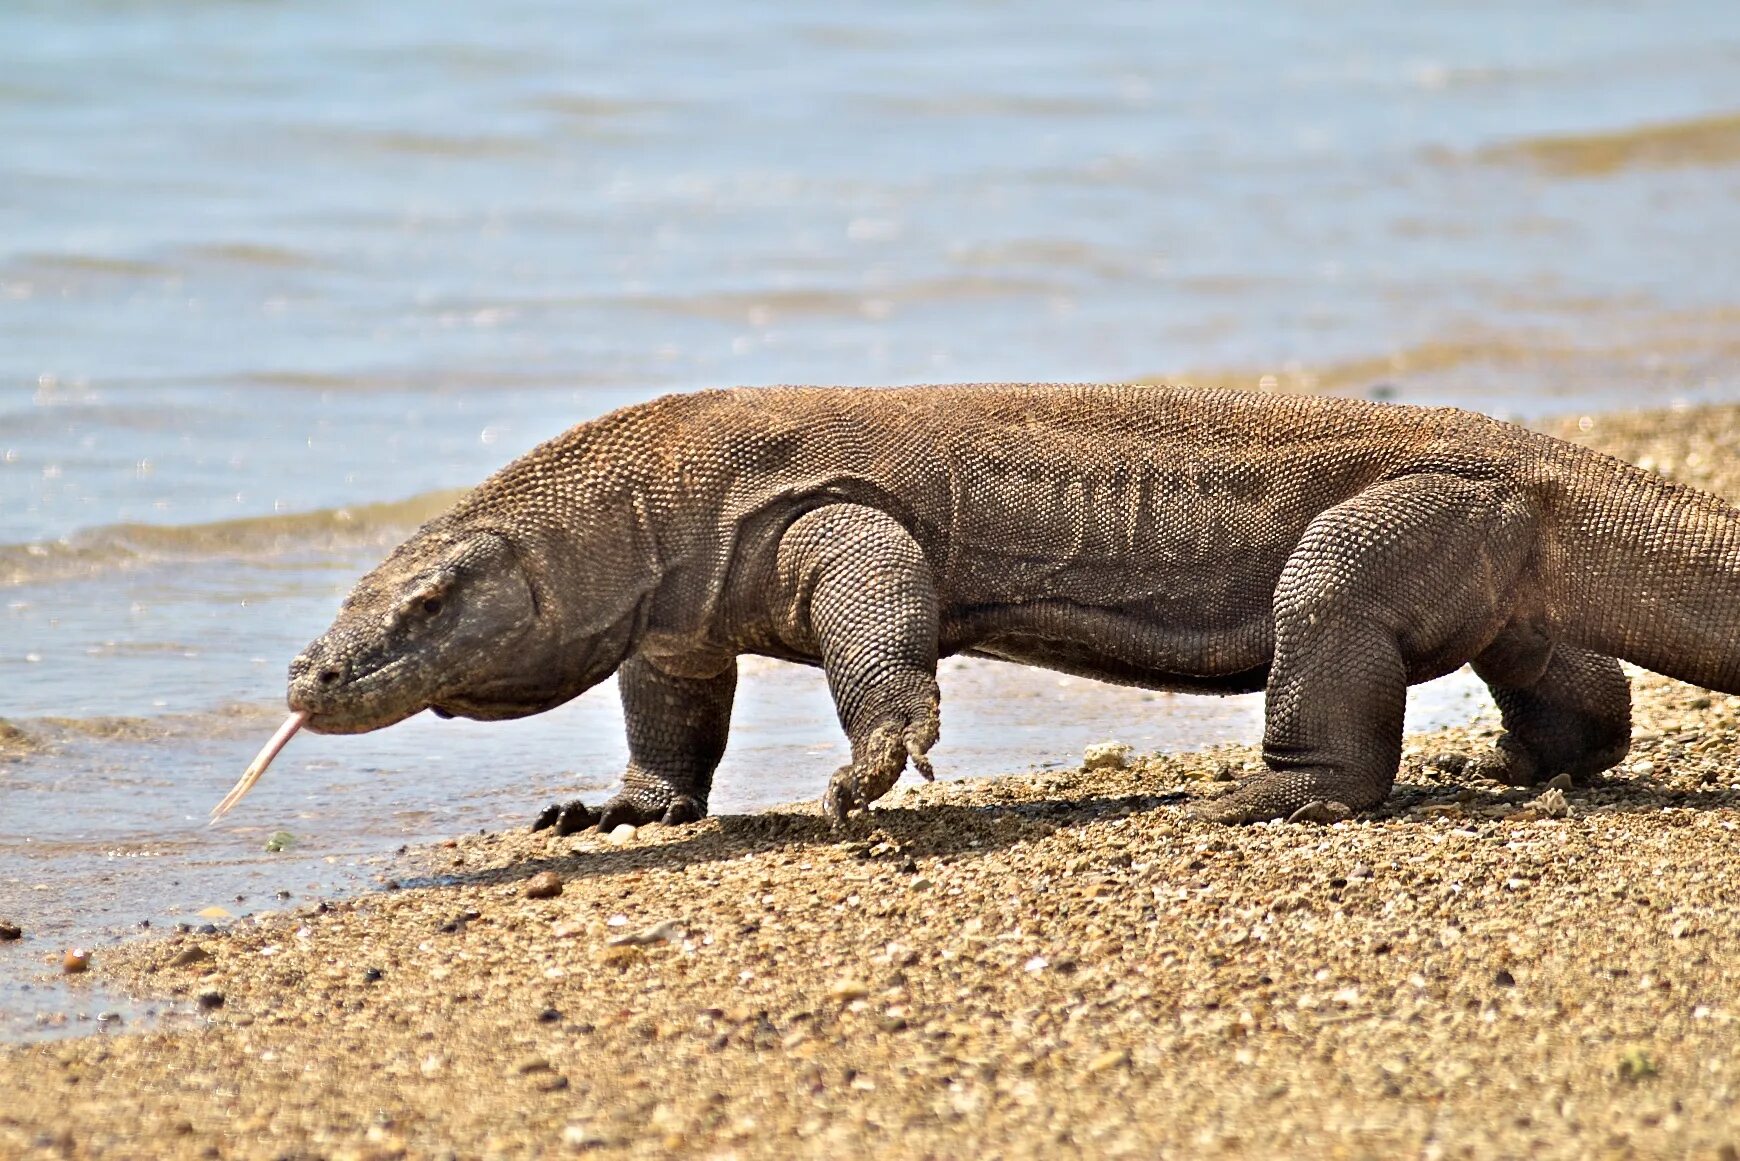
[317,668,343,687]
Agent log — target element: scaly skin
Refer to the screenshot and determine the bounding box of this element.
[283,384,1740,826]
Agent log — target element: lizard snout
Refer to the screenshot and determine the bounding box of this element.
[287,645,349,711]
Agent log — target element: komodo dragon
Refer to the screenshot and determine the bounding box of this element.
[219,384,1735,830]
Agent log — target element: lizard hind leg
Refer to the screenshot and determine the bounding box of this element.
[1467,642,1630,787]
[1198,473,1540,824]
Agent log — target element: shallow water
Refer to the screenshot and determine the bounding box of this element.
[4,1,1739,1033]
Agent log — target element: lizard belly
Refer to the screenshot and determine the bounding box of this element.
[942,602,1274,694]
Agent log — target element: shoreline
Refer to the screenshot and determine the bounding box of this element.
[6,401,1740,1157]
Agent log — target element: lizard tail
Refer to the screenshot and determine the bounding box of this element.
[1555,448,1740,694]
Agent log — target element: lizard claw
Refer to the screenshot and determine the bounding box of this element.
[1286,799,1352,824]
[907,739,936,782]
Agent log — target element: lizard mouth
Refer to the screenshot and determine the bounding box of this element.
[291,657,430,734]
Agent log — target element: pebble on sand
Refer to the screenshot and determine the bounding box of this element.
[1082,741,1132,771]
[0,921,21,941]
[827,979,870,1003]
[167,945,213,969]
[606,919,684,947]
[62,949,91,974]
[1088,1048,1132,1074]
[524,871,564,900]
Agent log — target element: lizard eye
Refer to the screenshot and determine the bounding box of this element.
[420,596,443,617]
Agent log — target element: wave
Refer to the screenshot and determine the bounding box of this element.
[291,125,539,159]
[0,489,466,589]
[176,242,317,269]
[1480,110,1740,177]
[1146,307,1740,400]
[0,702,287,758]
[431,275,1063,326]
[861,93,1129,119]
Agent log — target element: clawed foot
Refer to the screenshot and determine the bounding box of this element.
[823,764,880,826]
[532,791,707,834]
[1429,746,1596,790]
[1190,769,1378,825]
[597,790,706,831]
[823,715,938,826]
[1193,794,1353,826]
[1429,745,1545,787]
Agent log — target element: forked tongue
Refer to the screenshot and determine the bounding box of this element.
[209,711,307,824]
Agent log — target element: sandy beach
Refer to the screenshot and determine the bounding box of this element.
[5,403,1740,1160]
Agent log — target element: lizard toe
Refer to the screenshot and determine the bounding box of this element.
[659,796,706,826]
[598,792,670,831]
[531,800,601,835]
[823,765,866,826]
[555,801,602,835]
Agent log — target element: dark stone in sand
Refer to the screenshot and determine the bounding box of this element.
[525,871,564,900]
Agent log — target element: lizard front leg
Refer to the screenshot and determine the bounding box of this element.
[774,504,941,824]
[592,652,736,830]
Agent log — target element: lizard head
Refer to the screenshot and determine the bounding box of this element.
[285,523,641,735]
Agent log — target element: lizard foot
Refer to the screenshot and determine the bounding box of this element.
[1428,744,1543,787]
[597,788,707,831]
[823,711,939,826]
[1190,769,1382,825]
[532,800,601,836]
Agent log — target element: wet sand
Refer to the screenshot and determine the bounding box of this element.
[5,402,1740,1159]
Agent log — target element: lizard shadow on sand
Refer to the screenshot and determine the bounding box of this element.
[395,790,1189,893]
[394,770,1738,895]
[1373,770,1740,821]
